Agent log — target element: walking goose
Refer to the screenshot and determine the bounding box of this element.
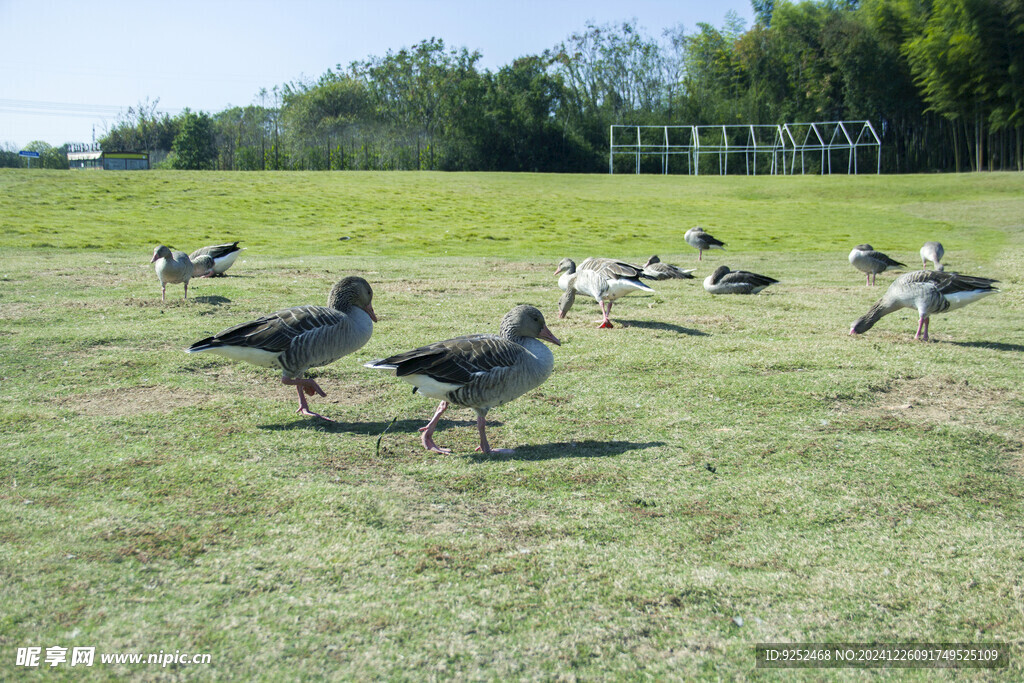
[559,258,654,328]
[642,255,695,280]
[850,270,998,341]
[920,241,945,271]
[189,241,244,276]
[703,265,778,295]
[151,245,195,301]
[186,276,377,420]
[849,244,905,285]
[684,226,725,261]
[365,305,559,455]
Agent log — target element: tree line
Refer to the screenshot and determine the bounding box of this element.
[5,0,1022,173]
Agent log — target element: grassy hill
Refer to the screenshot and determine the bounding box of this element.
[1,169,1022,679]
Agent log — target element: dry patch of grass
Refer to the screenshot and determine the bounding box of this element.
[54,385,207,417]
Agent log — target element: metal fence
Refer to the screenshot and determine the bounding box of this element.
[609,121,881,175]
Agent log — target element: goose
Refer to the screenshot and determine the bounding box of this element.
[850,270,998,341]
[642,255,695,280]
[920,241,945,271]
[191,254,216,279]
[849,244,905,285]
[554,257,577,292]
[151,245,195,301]
[684,226,725,261]
[703,265,778,295]
[189,241,244,276]
[559,258,654,328]
[186,276,377,420]
[365,305,559,455]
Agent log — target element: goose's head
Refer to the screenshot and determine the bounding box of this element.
[504,305,560,345]
[554,258,576,276]
[329,276,378,321]
[151,245,173,263]
[644,255,661,267]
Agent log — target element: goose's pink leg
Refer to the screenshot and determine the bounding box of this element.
[475,412,513,455]
[419,401,451,453]
[283,376,332,420]
[597,301,614,328]
[914,317,929,341]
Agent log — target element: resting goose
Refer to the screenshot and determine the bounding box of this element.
[850,270,998,341]
[191,254,216,279]
[684,226,725,261]
[365,305,559,455]
[849,244,905,285]
[642,255,695,280]
[151,245,195,301]
[560,258,654,328]
[703,265,778,295]
[186,276,377,420]
[920,241,945,271]
[189,241,244,276]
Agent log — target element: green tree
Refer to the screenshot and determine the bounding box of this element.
[171,110,217,170]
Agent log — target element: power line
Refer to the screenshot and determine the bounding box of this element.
[0,99,184,118]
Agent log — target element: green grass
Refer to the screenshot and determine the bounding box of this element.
[1,169,1023,679]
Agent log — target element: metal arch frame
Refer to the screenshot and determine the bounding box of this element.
[609,120,881,175]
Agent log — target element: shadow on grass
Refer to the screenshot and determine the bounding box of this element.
[947,340,1024,352]
[615,319,709,336]
[470,439,665,462]
[192,295,232,305]
[257,417,479,435]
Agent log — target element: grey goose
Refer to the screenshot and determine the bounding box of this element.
[151,245,196,301]
[642,255,695,280]
[558,257,654,328]
[684,226,725,261]
[920,241,945,271]
[703,265,778,295]
[189,241,244,276]
[848,244,905,285]
[365,305,559,454]
[187,276,377,420]
[850,270,998,341]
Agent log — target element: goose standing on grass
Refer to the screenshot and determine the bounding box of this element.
[684,226,725,261]
[642,255,695,280]
[189,241,244,276]
[920,241,945,271]
[186,276,377,420]
[151,245,195,301]
[850,270,998,341]
[365,305,559,455]
[849,244,905,285]
[703,265,778,295]
[558,258,654,328]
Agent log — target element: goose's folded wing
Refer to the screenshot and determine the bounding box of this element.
[386,335,524,385]
[191,242,241,260]
[193,305,343,352]
[723,271,778,286]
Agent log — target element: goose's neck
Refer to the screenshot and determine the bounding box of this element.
[859,296,904,329]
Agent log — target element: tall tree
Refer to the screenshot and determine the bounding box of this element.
[171,110,217,170]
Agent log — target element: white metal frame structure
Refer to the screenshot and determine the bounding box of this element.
[609,121,881,175]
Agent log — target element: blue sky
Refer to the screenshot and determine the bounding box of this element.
[0,0,754,148]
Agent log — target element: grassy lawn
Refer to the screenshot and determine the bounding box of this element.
[1,169,1022,679]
